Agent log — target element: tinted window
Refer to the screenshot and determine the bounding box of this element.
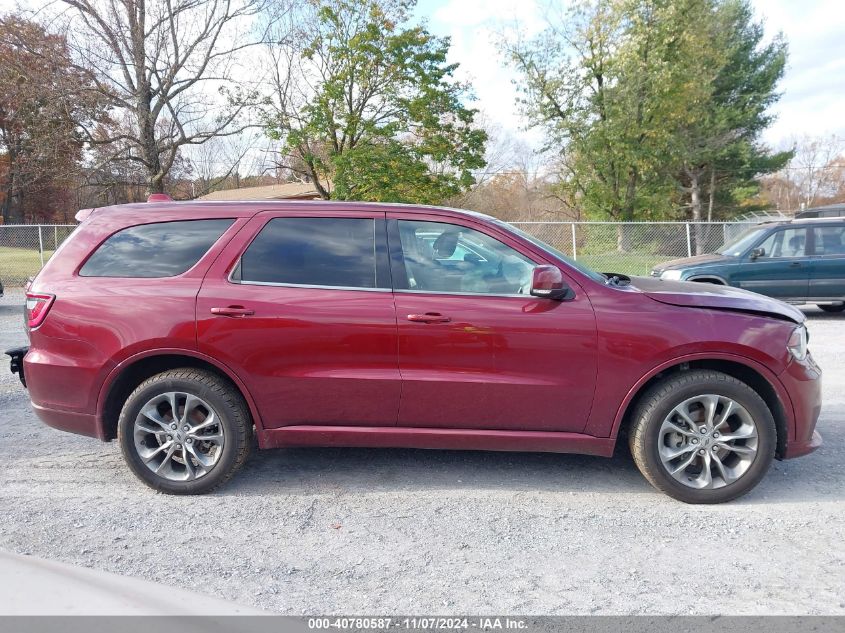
[80,219,233,278]
[755,228,807,258]
[240,217,380,288]
[396,220,535,294]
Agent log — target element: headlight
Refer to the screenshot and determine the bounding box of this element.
[787,325,808,361]
[660,269,684,281]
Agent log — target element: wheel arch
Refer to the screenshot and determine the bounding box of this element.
[687,274,729,285]
[613,355,791,458]
[96,349,263,441]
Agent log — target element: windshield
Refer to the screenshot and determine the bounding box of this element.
[716,226,768,256]
[494,220,608,284]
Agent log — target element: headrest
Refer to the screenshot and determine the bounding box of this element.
[433,231,460,258]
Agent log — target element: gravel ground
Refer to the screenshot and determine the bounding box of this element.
[0,290,843,615]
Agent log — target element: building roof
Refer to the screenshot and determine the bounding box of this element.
[197,182,322,201]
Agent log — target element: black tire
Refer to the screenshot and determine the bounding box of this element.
[117,368,252,494]
[818,304,845,313]
[628,370,776,504]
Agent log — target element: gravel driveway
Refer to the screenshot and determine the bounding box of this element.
[0,292,843,615]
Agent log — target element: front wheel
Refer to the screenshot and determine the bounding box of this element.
[629,370,776,504]
[117,368,252,494]
[818,303,845,313]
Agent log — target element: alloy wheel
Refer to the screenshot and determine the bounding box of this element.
[133,392,225,481]
[658,394,759,489]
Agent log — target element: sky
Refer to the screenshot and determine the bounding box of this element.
[414,0,845,153]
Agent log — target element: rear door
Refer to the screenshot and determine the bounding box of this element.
[734,227,811,301]
[196,210,400,428]
[388,214,598,433]
[808,224,845,300]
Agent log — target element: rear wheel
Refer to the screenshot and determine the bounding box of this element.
[117,368,252,494]
[629,370,776,504]
[818,303,845,313]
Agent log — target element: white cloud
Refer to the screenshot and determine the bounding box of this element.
[750,0,845,146]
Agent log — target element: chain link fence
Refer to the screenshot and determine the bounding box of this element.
[512,221,759,276]
[0,225,77,289]
[0,221,761,291]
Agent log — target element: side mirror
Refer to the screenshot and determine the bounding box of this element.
[530,265,572,301]
[749,247,765,260]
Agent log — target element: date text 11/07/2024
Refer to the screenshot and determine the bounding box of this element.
[306,617,528,630]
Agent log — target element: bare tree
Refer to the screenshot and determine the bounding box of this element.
[759,135,845,211]
[185,132,275,197]
[790,135,845,209]
[58,0,278,194]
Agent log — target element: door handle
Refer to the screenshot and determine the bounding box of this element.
[407,313,451,324]
[211,306,255,317]
[789,261,802,268]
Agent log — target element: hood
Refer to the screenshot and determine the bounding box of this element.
[629,275,805,324]
[652,252,732,272]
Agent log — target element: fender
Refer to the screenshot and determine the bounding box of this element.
[95,347,265,436]
[607,351,796,441]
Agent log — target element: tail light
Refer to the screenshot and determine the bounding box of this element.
[26,293,55,330]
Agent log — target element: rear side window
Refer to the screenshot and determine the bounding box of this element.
[238,217,382,288]
[80,219,233,278]
[813,226,845,256]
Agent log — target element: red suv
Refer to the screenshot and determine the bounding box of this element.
[9,200,822,503]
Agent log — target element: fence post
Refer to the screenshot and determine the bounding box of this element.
[54,225,58,250]
[571,223,577,260]
[38,225,45,267]
[685,223,692,257]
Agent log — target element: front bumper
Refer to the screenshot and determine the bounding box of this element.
[780,352,823,459]
[784,429,823,459]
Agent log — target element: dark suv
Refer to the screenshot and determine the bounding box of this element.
[651,218,845,312]
[9,198,822,503]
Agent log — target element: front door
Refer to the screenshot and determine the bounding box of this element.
[197,211,400,428]
[734,227,811,301]
[388,215,598,433]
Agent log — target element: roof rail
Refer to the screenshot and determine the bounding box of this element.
[147,193,173,203]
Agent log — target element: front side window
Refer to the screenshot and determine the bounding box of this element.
[396,220,535,295]
[717,226,768,256]
[80,219,234,278]
[238,217,381,288]
[755,228,808,259]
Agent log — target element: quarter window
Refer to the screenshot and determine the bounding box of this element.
[396,220,535,295]
[80,219,233,278]
[238,217,382,288]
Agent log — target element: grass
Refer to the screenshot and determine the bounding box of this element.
[0,247,56,287]
[577,252,669,276]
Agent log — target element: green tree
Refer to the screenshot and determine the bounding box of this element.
[506,1,705,228]
[264,0,486,203]
[505,0,789,250]
[675,0,790,235]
